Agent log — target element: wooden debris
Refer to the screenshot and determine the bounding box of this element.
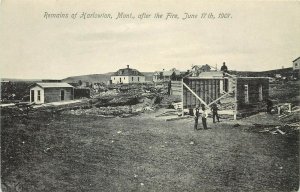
[259,129,270,133]
[155,110,178,117]
[165,116,191,121]
[276,128,285,135]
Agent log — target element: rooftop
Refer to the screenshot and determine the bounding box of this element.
[30,82,73,88]
[112,66,144,76]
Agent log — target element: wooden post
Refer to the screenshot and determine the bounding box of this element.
[234,78,238,120]
[181,79,184,116]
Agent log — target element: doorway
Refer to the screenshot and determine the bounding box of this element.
[61,90,65,101]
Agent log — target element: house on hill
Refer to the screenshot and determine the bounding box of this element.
[111,65,145,84]
[293,57,300,70]
[293,57,300,79]
[152,68,183,82]
[191,64,211,76]
[29,83,74,104]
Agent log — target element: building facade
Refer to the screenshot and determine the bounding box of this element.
[153,68,183,82]
[293,57,300,70]
[29,83,74,104]
[111,65,145,84]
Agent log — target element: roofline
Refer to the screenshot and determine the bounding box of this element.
[185,76,269,80]
[28,83,43,89]
[111,74,145,76]
[28,83,74,89]
[293,57,300,62]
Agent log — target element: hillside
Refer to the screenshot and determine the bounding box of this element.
[62,72,154,83]
[62,73,113,83]
[231,67,294,77]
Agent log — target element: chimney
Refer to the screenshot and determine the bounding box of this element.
[127,65,129,68]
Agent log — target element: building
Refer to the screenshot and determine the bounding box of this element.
[179,70,269,119]
[191,64,211,76]
[111,65,145,84]
[293,57,300,70]
[153,68,183,82]
[29,83,74,104]
[292,57,300,79]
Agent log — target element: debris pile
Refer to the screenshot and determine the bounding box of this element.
[62,106,135,117]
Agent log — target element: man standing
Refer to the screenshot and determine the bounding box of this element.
[194,105,200,130]
[221,62,228,73]
[201,104,208,129]
[211,103,220,123]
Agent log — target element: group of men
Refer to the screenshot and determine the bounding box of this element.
[193,62,227,130]
[194,103,220,130]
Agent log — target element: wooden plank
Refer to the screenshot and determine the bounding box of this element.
[234,78,238,120]
[205,79,209,104]
[207,92,231,106]
[166,116,192,121]
[212,80,216,102]
[216,79,219,99]
[181,79,184,115]
[183,82,209,108]
[196,80,200,107]
[214,79,217,100]
[192,80,196,108]
[200,80,204,103]
[202,80,205,104]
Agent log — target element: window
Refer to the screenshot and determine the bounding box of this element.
[138,77,140,81]
[244,84,249,103]
[132,77,134,81]
[259,84,263,101]
[37,90,41,101]
[124,77,125,80]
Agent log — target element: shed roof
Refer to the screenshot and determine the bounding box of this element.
[30,82,73,88]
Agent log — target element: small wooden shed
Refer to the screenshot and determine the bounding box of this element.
[181,71,269,119]
[29,83,74,104]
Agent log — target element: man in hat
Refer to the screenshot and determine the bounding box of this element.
[194,105,200,130]
[211,103,220,123]
[201,104,208,129]
[221,62,228,73]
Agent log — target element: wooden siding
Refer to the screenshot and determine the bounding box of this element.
[170,81,182,96]
[44,87,73,103]
[183,78,222,109]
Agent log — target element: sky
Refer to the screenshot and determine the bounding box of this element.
[0,0,299,79]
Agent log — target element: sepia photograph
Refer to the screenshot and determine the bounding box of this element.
[0,0,299,191]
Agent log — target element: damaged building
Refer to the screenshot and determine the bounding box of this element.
[172,69,269,119]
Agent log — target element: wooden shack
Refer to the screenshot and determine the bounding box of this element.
[29,83,74,104]
[180,71,269,119]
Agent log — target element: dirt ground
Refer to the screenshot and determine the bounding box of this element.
[1,108,299,192]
